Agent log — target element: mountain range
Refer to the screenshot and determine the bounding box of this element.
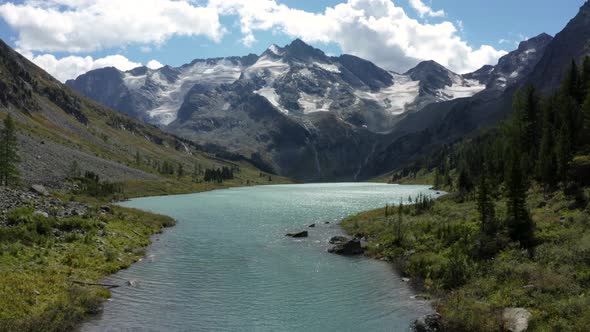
[59,2,590,182]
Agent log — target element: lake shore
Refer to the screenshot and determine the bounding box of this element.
[80,183,434,331]
[0,174,295,332]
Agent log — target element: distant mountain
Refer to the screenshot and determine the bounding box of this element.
[66,17,565,182]
[0,39,260,186]
[68,39,487,130]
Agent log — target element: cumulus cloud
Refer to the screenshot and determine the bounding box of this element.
[209,0,506,73]
[22,52,144,82]
[408,0,445,18]
[1,0,508,75]
[0,0,225,53]
[146,59,164,70]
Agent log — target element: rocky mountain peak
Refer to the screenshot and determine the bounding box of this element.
[282,38,328,62]
[517,33,553,52]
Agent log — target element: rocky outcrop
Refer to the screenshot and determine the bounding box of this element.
[502,308,532,332]
[328,239,365,255]
[286,231,308,238]
[329,235,349,244]
[0,186,89,224]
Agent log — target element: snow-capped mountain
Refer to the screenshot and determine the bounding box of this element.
[67,55,257,124]
[68,39,485,129]
[67,37,550,181]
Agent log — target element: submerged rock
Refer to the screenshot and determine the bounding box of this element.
[286,231,308,238]
[328,235,349,244]
[328,239,365,255]
[502,308,532,332]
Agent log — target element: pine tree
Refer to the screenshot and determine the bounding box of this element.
[135,151,142,166]
[0,115,20,186]
[562,59,583,104]
[177,163,184,178]
[581,88,590,146]
[505,150,535,249]
[477,169,496,237]
[395,200,404,245]
[581,56,590,94]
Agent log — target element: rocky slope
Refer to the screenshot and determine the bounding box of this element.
[0,38,263,187]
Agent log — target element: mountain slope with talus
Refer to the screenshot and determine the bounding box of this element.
[0,39,274,187]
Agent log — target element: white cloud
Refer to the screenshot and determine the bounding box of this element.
[209,0,506,73]
[408,0,444,18]
[2,0,508,75]
[0,0,225,53]
[22,52,142,82]
[146,59,164,70]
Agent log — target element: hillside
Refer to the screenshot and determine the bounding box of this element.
[0,39,286,190]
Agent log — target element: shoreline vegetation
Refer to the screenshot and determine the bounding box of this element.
[0,173,292,332]
[343,59,590,331]
[341,183,590,331]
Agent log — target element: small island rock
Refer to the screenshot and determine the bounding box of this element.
[286,231,308,238]
[329,235,349,244]
[328,239,365,255]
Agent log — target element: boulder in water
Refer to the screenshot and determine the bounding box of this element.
[286,231,308,238]
[328,239,365,255]
[329,235,349,244]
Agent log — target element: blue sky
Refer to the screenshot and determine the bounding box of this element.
[0,0,585,81]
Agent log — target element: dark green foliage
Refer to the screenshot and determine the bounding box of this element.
[203,167,234,183]
[505,151,535,250]
[176,163,184,178]
[0,114,20,186]
[76,171,123,197]
[159,160,175,175]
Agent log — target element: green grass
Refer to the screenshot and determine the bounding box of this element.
[341,185,590,331]
[0,205,175,332]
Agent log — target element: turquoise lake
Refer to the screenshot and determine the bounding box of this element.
[82,183,437,332]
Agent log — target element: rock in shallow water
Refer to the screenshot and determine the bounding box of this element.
[286,231,308,238]
[328,239,365,255]
[328,235,349,244]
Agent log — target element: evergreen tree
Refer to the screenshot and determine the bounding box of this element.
[581,89,590,146]
[477,169,496,237]
[505,150,535,249]
[581,56,590,94]
[135,151,142,166]
[537,99,557,186]
[395,201,404,245]
[562,59,583,104]
[177,163,184,178]
[477,165,500,257]
[0,115,20,186]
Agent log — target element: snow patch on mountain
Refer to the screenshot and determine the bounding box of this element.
[314,62,340,73]
[245,55,290,81]
[254,87,288,114]
[299,92,332,114]
[438,78,486,100]
[121,59,245,125]
[354,74,420,114]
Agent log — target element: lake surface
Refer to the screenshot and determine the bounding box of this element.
[82,183,435,332]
